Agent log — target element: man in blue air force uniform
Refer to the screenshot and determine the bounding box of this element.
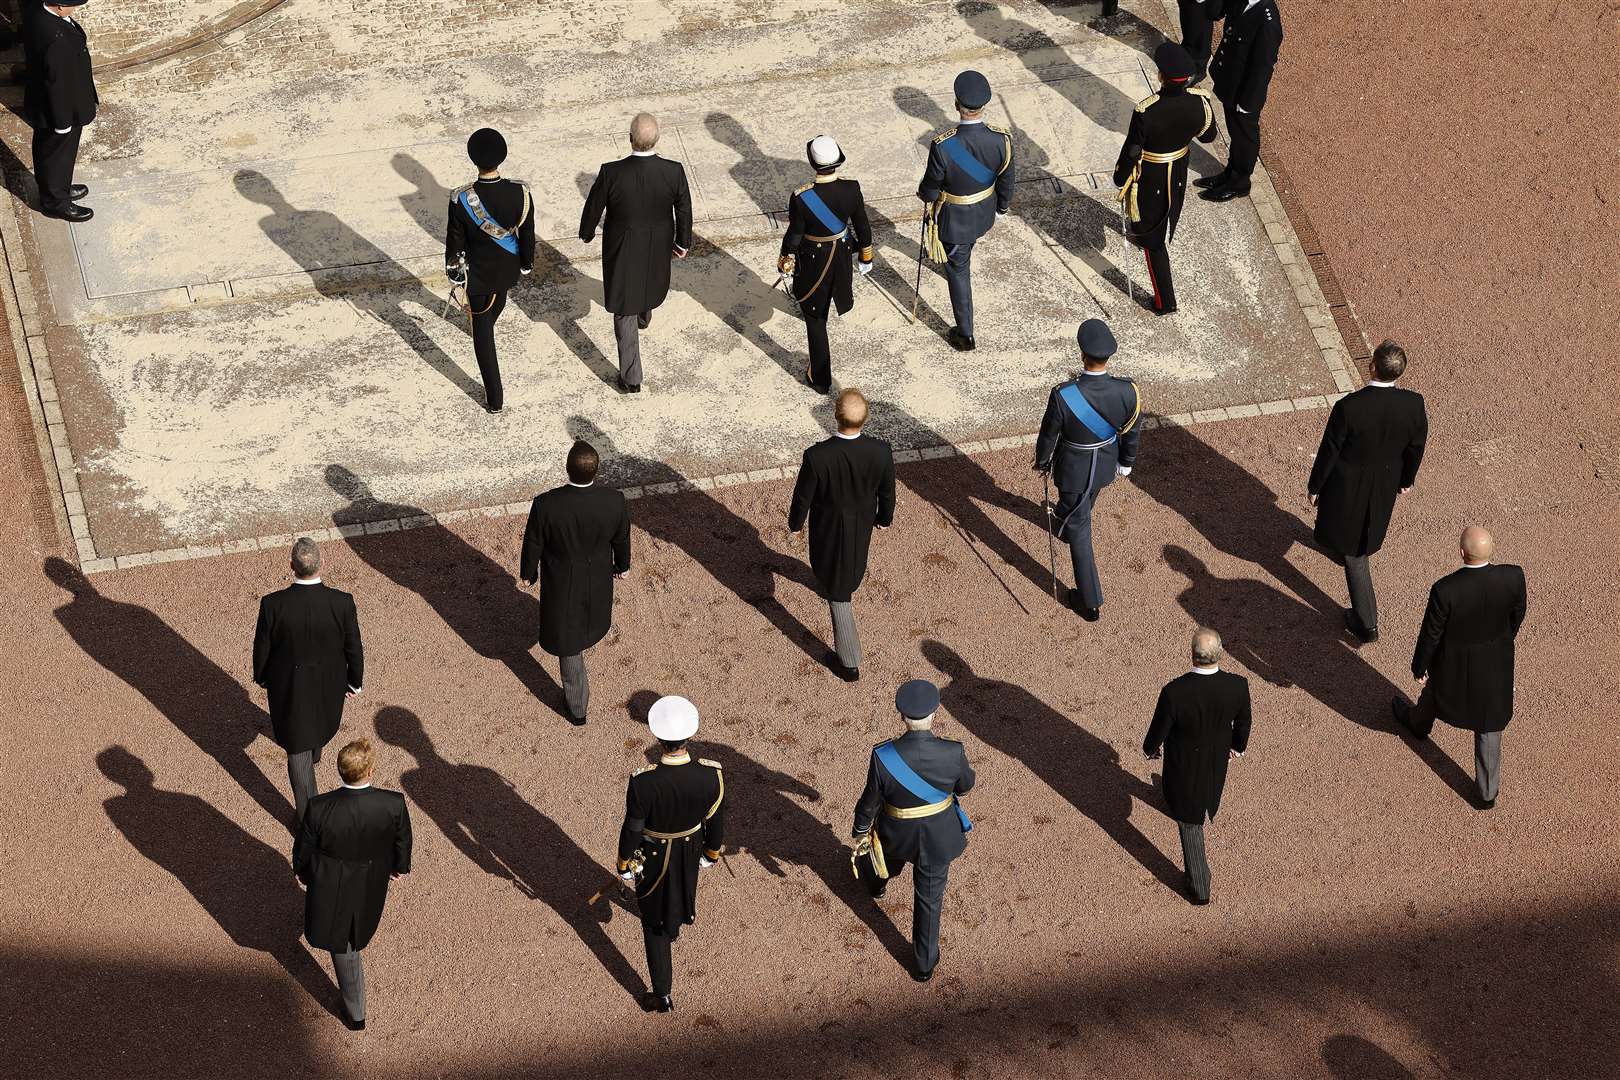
[445,127,535,413]
[917,70,1015,352]
[851,679,976,983]
[1034,319,1142,622]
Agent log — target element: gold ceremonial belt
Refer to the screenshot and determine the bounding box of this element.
[1140,146,1191,164]
[941,186,994,207]
[883,796,955,820]
[805,231,846,243]
[643,823,703,841]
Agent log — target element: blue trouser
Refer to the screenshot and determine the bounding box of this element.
[945,241,975,338]
[1052,455,1117,610]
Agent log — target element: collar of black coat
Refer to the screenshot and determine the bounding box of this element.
[659,751,691,765]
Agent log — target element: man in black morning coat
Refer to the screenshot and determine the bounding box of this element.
[852,679,976,982]
[520,440,631,725]
[580,112,694,393]
[22,0,98,222]
[1308,340,1428,644]
[1113,43,1218,315]
[777,135,875,393]
[1394,527,1527,808]
[1034,319,1142,622]
[1196,0,1283,203]
[294,737,412,1031]
[252,538,364,823]
[788,388,896,682]
[445,127,535,414]
[1143,627,1252,905]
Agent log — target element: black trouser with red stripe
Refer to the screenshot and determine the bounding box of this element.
[1142,244,1176,312]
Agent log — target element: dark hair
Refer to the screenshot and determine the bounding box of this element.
[658,739,686,754]
[1372,340,1407,382]
[566,440,600,484]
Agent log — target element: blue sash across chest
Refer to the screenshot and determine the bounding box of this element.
[1057,382,1119,445]
[798,187,848,238]
[940,135,995,187]
[874,742,972,833]
[458,189,520,255]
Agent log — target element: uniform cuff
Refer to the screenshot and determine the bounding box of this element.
[704,849,721,861]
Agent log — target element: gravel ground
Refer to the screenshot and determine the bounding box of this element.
[1,1,1615,1077]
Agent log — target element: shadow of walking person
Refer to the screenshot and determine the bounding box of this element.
[683,229,806,385]
[565,418,827,671]
[1321,1034,1418,1080]
[322,464,568,717]
[919,639,1184,891]
[373,706,643,998]
[96,745,337,1012]
[704,112,803,218]
[46,558,291,827]
[232,168,484,405]
[625,691,914,971]
[1162,544,1475,799]
[1132,422,1341,619]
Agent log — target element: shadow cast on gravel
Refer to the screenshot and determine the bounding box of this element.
[373,706,644,1000]
[44,557,294,828]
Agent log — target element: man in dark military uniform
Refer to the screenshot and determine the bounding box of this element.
[1197,0,1283,203]
[445,127,536,413]
[917,70,1015,352]
[617,695,725,1013]
[1034,319,1142,622]
[1114,43,1218,316]
[777,136,875,393]
[852,679,976,982]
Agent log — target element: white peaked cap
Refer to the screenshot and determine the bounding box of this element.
[648,695,700,742]
[808,135,843,167]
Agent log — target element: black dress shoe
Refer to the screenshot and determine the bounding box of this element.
[68,184,89,200]
[911,968,934,983]
[342,1015,365,1032]
[803,367,831,394]
[638,311,652,330]
[870,884,887,901]
[616,377,642,394]
[640,993,674,1013]
[946,327,976,352]
[1188,892,1211,907]
[567,713,587,727]
[1343,608,1378,644]
[41,203,93,222]
[1477,797,1496,811]
[827,653,860,683]
[1200,182,1251,203]
[1192,172,1228,190]
[1153,304,1178,317]
[1068,590,1100,622]
[484,404,503,415]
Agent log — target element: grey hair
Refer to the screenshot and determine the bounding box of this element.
[291,537,322,578]
[903,712,935,731]
[629,112,659,152]
[1191,627,1222,666]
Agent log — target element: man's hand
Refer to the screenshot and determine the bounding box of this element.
[1146,751,1161,761]
[614,571,629,580]
[1033,462,1050,474]
[521,576,537,587]
[1399,485,1412,495]
[1415,673,1428,684]
[1308,493,1319,507]
[390,872,402,881]
[856,259,873,276]
[699,856,716,869]
[1228,749,1243,760]
[345,686,361,699]
[673,246,689,260]
[778,255,795,275]
[618,870,637,884]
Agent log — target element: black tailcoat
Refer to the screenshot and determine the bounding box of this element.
[252,583,364,755]
[519,484,631,657]
[1034,373,1142,494]
[1412,565,1527,732]
[22,6,97,131]
[787,433,896,603]
[444,177,536,295]
[294,786,412,952]
[618,756,726,932]
[1209,0,1283,113]
[1113,86,1217,248]
[916,123,1015,245]
[1143,670,1252,824]
[579,154,694,315]
[1308,385,1428,557]
[779,177,875,319]
[852,730,976,868]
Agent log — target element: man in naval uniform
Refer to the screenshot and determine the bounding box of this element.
[917,70,1015,352]
[1113,43,1218,315]
[1033,319,1142,622]
[445,127,536,413]
[851,679,976,982]
[777,135,875,393]
[617,695,726,1013]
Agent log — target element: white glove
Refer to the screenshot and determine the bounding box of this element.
[698,856,716,869]
[618,870,636,884]
[1116,465,1133,478]
[856,260,873,276]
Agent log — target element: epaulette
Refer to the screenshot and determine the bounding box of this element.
[1188,87,1214,99]
[936,735,962,744]
[632,763,657,777]
[793,181,813,196]
[931,127,958,145]
[698,757,723,769]
[986,122,1010,135]
[1135,93,1160,112]
[451,181,475,197]
[1112,372,1137,382]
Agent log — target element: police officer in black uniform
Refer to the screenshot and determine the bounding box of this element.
[852,679,976,983]
[777,136,874,394]
[21,0,98,222]
[445,128,536,413]
[1114,43,1218,315]
[917,70,1015,352]
[1034,319,1143,621]
[1197,0,1283,203]
[617,695,725,1013]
